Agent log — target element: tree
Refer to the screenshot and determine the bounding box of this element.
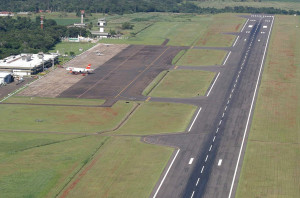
[121,22,134,30]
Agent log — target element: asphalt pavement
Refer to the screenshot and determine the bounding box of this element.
[146,14,275,198]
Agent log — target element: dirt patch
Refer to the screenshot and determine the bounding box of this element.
[235,24,241,31]
[18,44,128,98]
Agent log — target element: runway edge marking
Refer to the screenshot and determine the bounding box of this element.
[228,16,275,198]
[206,72,220,97]
[188,107,202,132]
[153,149,180,198]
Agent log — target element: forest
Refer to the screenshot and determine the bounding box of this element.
[0,0,299,15]
[0,17,90,59]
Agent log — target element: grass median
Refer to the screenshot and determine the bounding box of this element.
[146,70,216,98]
[116,102,197,135]
[176,49,227,66]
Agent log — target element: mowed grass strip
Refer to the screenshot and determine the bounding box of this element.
[116,102,197,135]
[0,101,133,133]
[61,137,173,198]
[148,70,216,98]
[4,96,105,106]
[0,134,108,198]
[176,49,227,66]
[195,13,246,47]
[236,15,300,198]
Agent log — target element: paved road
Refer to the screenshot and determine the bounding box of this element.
[147,15,274,198]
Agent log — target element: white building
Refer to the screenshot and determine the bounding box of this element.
[0,53,58,76]
[0,72,13,85]
[92,18,109,38]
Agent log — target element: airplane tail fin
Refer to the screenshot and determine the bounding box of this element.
[86,64,91,69]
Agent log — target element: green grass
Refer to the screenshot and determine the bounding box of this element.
[236,15,300,198]
[193,0,300,11]
[0,100,134,133]
[59,137,173,198]
[142,70,169,96]
[50,42,96,64]
[4,96,105,106]
[0,134,109,198]
[172,49,187,65]
[148,70,216,98]
[176,49,227,66]
[100,13,244,47]
[116,102,197,135]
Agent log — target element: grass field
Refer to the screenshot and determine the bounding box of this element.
[176,49,227,66]
[4,96,105,106]
[147,70,216,98]
[236,15,300,198]
[193,0,300,11]
[0,100,133,133]
[59,137,173,198]
[49,42,96,64]
[0,133,108,198]
[116,102,197,135]
[100,13,244,47]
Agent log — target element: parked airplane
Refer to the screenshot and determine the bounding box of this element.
[66,64,94,75]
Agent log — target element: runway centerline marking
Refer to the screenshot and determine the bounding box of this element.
[189,158,194,165]
[228,16,275,198]
[209,145,213,151]
[205,155,208,162]
[201,166,205,173]
[213,136,216,142]
[206,72,220,97]
[191,191,195,198]
[196,178,200,186]
[188,107,202,132]
[153,149,180,198]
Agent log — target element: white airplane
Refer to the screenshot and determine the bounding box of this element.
[66,64,94,75]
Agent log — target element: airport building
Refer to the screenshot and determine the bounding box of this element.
[0,53,59,76]
[0,72,13,85]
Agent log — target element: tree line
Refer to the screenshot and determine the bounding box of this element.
[0,17,90,59]
[1,0,299,15]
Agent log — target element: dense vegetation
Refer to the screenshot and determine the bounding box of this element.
[0,17,90,59]
[0,0,299,15]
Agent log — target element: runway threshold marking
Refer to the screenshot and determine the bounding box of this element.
[188,107,202,132]
[153,149,180,198]
[206,72,220,97]
[115,47,170,99]
[228,16,274,198]
[189,158,194,165]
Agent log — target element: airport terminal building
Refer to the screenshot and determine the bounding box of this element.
[0,53,58,76]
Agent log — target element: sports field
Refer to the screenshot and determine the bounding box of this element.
[236,15,300,198]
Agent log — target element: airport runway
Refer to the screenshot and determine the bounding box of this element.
[147,15,275,198]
